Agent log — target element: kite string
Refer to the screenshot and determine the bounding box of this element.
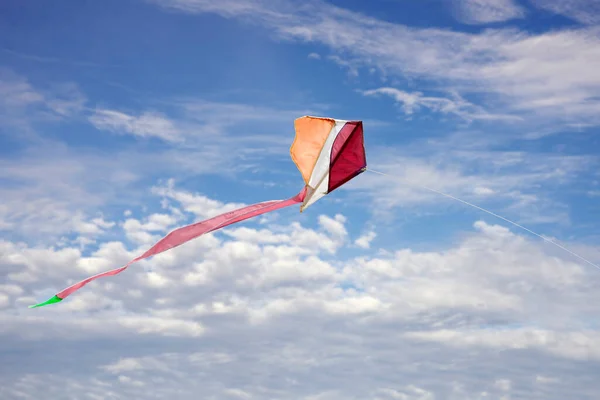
[365,168,600,271]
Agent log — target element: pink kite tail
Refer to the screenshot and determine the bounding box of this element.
[30,187,307,308]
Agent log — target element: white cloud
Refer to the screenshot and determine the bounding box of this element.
[0,293,9,309]
[0,70,44,108]
[453,0,527,24]
[349,146,594,224]
[355,231,376,249]
[44,82,87,117]
[122,212,182,247]
[318,214,347,239]
[363,87,521,122]
[148,0,600,128]
[379,386,435,400]
[327,55,359,77]
[0,68,86,127]
[151,178,248,219]
[224,388,253,398]
[536,375,559,384]
[474,186,495,196]
[405,327,600,361]
[494,379,511,391]
[102,357,161,373]
[0,77,309,241]
[89,108,181,142]
[2,190,600,398]
[529,0,600,24]
[0,143,139,241]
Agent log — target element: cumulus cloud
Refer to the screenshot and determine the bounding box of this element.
[354,231,376,249]
[318,214,347,239]
[151,178,248,220]
[2,204,600,398]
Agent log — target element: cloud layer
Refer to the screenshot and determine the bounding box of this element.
[2,183,600,398]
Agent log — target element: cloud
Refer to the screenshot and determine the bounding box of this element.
[147,0,600,129]
[122,211,183,246]
[405,327,600,361]
[0,145,128,242]
[44,82,87,117]
[347,139,596,225]
[0,70,44,108]
[0,68,86,130]
[362,87,521,122]
[0,135,243,244]
[354,231,376,249]
[2,196,600,398]
[318,214,347,239]
[327,55,359,78]
[88,98,320,164]
[0,71,323,243]
[529,0,600,25]
[452,0,527,24]
[588,190,600,197]
[151,178,249,219]
[89,109,181,142]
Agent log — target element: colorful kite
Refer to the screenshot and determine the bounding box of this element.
[30,116,367,308]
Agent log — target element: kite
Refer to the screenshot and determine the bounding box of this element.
[30,116,367,308]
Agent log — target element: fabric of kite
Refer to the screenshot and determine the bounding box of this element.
[30,116,367,308]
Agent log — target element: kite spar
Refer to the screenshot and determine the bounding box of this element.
[30,116,367,308]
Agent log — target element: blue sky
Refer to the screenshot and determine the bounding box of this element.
[2,0,600,399]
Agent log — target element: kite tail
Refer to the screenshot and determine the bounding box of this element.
[30,187,307,308]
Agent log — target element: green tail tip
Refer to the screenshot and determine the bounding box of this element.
[29,295,62,308]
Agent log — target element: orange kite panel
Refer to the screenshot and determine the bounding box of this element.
[290,116,335,185]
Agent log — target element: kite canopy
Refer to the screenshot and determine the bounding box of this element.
[292,116,367,211]
[30,116,367,308]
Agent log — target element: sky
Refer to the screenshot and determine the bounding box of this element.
[1,0,600,398]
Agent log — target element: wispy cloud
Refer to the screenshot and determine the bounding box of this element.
[452,0,527,24]
[363,87,521,122]
[147,0,600,129]
[0,70,44,108]
[89,109,181,142]
[327,55,359,78]
[0,70,322,243]
[0,69,86,131]
[530,0,600,24]
[89,97,318,153]
[589,190,600,197]
[348,138,597,225]
[0,143,135,241]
